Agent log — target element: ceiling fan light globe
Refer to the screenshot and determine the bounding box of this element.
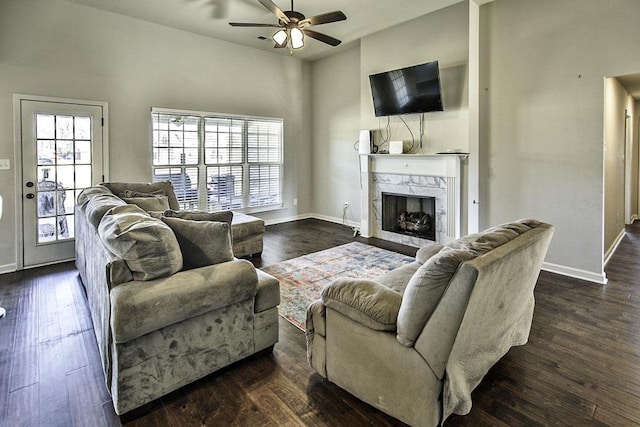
[291,27,304,49]
[273,29,288,46]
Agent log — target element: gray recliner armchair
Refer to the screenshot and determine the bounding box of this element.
[305,219,554,426]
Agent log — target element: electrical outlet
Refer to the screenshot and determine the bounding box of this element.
[293,198,298,206]
[344,201,349,209]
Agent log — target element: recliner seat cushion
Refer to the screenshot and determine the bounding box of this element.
[98,204,183,281]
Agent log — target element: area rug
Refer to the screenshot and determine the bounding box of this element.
[261,242,415,331]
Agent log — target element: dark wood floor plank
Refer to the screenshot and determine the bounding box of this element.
[1,218,640,426]
[8,276,39,393]
[6,382,39,426]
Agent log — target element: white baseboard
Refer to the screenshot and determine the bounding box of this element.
[604,228,626,267]
[310,213,361,229]
[542,262,607,285]
[263,213,313,226]
[0,263,17,275]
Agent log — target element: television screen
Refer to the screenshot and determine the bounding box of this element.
[368,60,443,117]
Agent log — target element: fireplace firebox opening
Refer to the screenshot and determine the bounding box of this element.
[382,193,436,241]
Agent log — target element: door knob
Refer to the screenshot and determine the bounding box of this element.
[26,193,34,199]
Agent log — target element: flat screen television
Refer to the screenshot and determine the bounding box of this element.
[369,60,443,117]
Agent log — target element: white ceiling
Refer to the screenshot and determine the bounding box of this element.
[63,0,466,61]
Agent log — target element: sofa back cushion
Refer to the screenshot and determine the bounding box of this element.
[161,216,234,270]
[102,181,180,210]
[98,204,183,281]
[122,196,170,212]
[396,249,476,346]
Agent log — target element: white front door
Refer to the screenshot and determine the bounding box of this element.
[20,99,105,268]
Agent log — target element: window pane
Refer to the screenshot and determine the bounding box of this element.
[153,111,283,212]
[249,165,281,207]
[153,167,199,210]
[207,166,243,211]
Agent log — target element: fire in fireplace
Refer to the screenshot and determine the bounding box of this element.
[382,192,436,241]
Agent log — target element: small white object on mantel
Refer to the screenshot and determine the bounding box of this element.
[389,140,403,154]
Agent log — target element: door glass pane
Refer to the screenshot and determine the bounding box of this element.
[37,140,55,165]
[75,116,91,139]
[75,140,91,164]
[38,217,57,242]
[36,115,55,139]
[56,116,74,139]
[75,165,92,189]
[56,140,74,164]
[35,113,93,244]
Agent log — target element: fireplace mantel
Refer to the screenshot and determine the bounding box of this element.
[360,154,466,245]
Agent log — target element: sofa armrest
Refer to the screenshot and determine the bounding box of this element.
[110,259,258,343]
[321,279,401,331]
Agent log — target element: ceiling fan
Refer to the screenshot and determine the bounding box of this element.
[229,0,347,50]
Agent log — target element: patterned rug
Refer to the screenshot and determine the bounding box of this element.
[261,242,415,331]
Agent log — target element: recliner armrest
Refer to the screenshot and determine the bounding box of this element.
[321,278,401,331]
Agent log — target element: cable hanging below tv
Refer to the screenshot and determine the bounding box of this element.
[369,60,443,117]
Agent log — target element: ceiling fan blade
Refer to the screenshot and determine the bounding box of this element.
[257,0,290,23]
[302,29,342,46]
[299,11,346,27]
[229,22,281,27]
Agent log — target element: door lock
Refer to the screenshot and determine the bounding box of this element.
[25,193,34,199]
[26,181,34,188]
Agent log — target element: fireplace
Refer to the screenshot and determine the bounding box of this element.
[360,154,464,245]
[382,193,436,241]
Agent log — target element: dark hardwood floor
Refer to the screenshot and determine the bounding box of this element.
[1,218,639,426]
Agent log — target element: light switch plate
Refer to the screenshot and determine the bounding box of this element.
[0,159,10,170]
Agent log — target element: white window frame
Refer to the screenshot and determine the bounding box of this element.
[151,107,284,213]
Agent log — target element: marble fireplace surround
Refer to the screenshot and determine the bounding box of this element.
[359,154,464,246]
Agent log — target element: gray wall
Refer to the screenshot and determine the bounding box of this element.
[479,0,640,281]
[0,0,311,270]
[310,46,362,224]
[360,2,470,155]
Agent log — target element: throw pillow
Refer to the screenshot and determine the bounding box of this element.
[98,204,183,281]
[161,216,234,270]
[122,196,170,212]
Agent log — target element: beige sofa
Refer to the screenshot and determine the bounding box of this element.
[75,182,280,414]
[305,219,553,426]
